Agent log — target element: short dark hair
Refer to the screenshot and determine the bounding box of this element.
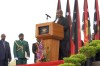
[19,33,24,37]
[1,34,6,37]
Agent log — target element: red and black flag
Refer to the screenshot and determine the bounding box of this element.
[72,0,81,54]
[57,0,62,10]
[93,0,100,40]
[82,0,91,45]
[65,0,75,55]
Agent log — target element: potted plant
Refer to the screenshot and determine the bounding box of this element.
[59,63,76,66]
[94,44,100,61]
[89,40,100,61]
[95,44,100,52]
[79,46,97,66]
[89,40,100,47]
[63,57,81,66]
[79,46,96,58]
[70,54,86,66]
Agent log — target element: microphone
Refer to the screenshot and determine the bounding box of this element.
[45,14,51,18]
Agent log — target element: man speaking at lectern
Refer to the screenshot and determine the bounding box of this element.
[56,10,70,60]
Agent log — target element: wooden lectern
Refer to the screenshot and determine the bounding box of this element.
[36,22,64,61]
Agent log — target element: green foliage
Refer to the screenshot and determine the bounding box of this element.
[89,40,100,47]
[63,57,81,65]
[95,44,100,52]
[92,40,100,44]
[89,40,100,53]
[59,63,76,66]
[70,54,86,63]
[63,57,80,63]
[79,46,96,58]
[59,40,100,66]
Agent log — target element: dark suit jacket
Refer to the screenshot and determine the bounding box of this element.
[0,40,11,61]
[57,17,70,58]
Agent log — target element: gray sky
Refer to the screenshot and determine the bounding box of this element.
[0,0,100,64]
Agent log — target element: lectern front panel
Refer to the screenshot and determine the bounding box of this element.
[39,26,49,35]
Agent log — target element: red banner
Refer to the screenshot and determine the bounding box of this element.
[18,60,64,66]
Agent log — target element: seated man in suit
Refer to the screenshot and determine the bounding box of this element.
[0,34,12,66]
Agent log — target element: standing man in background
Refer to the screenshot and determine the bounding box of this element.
[0,34,12,66]
[56,10,70,60]
[13,33,30,65]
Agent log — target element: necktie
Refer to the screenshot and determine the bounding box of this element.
[2,41,5,48]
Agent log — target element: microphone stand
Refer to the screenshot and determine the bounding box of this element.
[45,14,51,22]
